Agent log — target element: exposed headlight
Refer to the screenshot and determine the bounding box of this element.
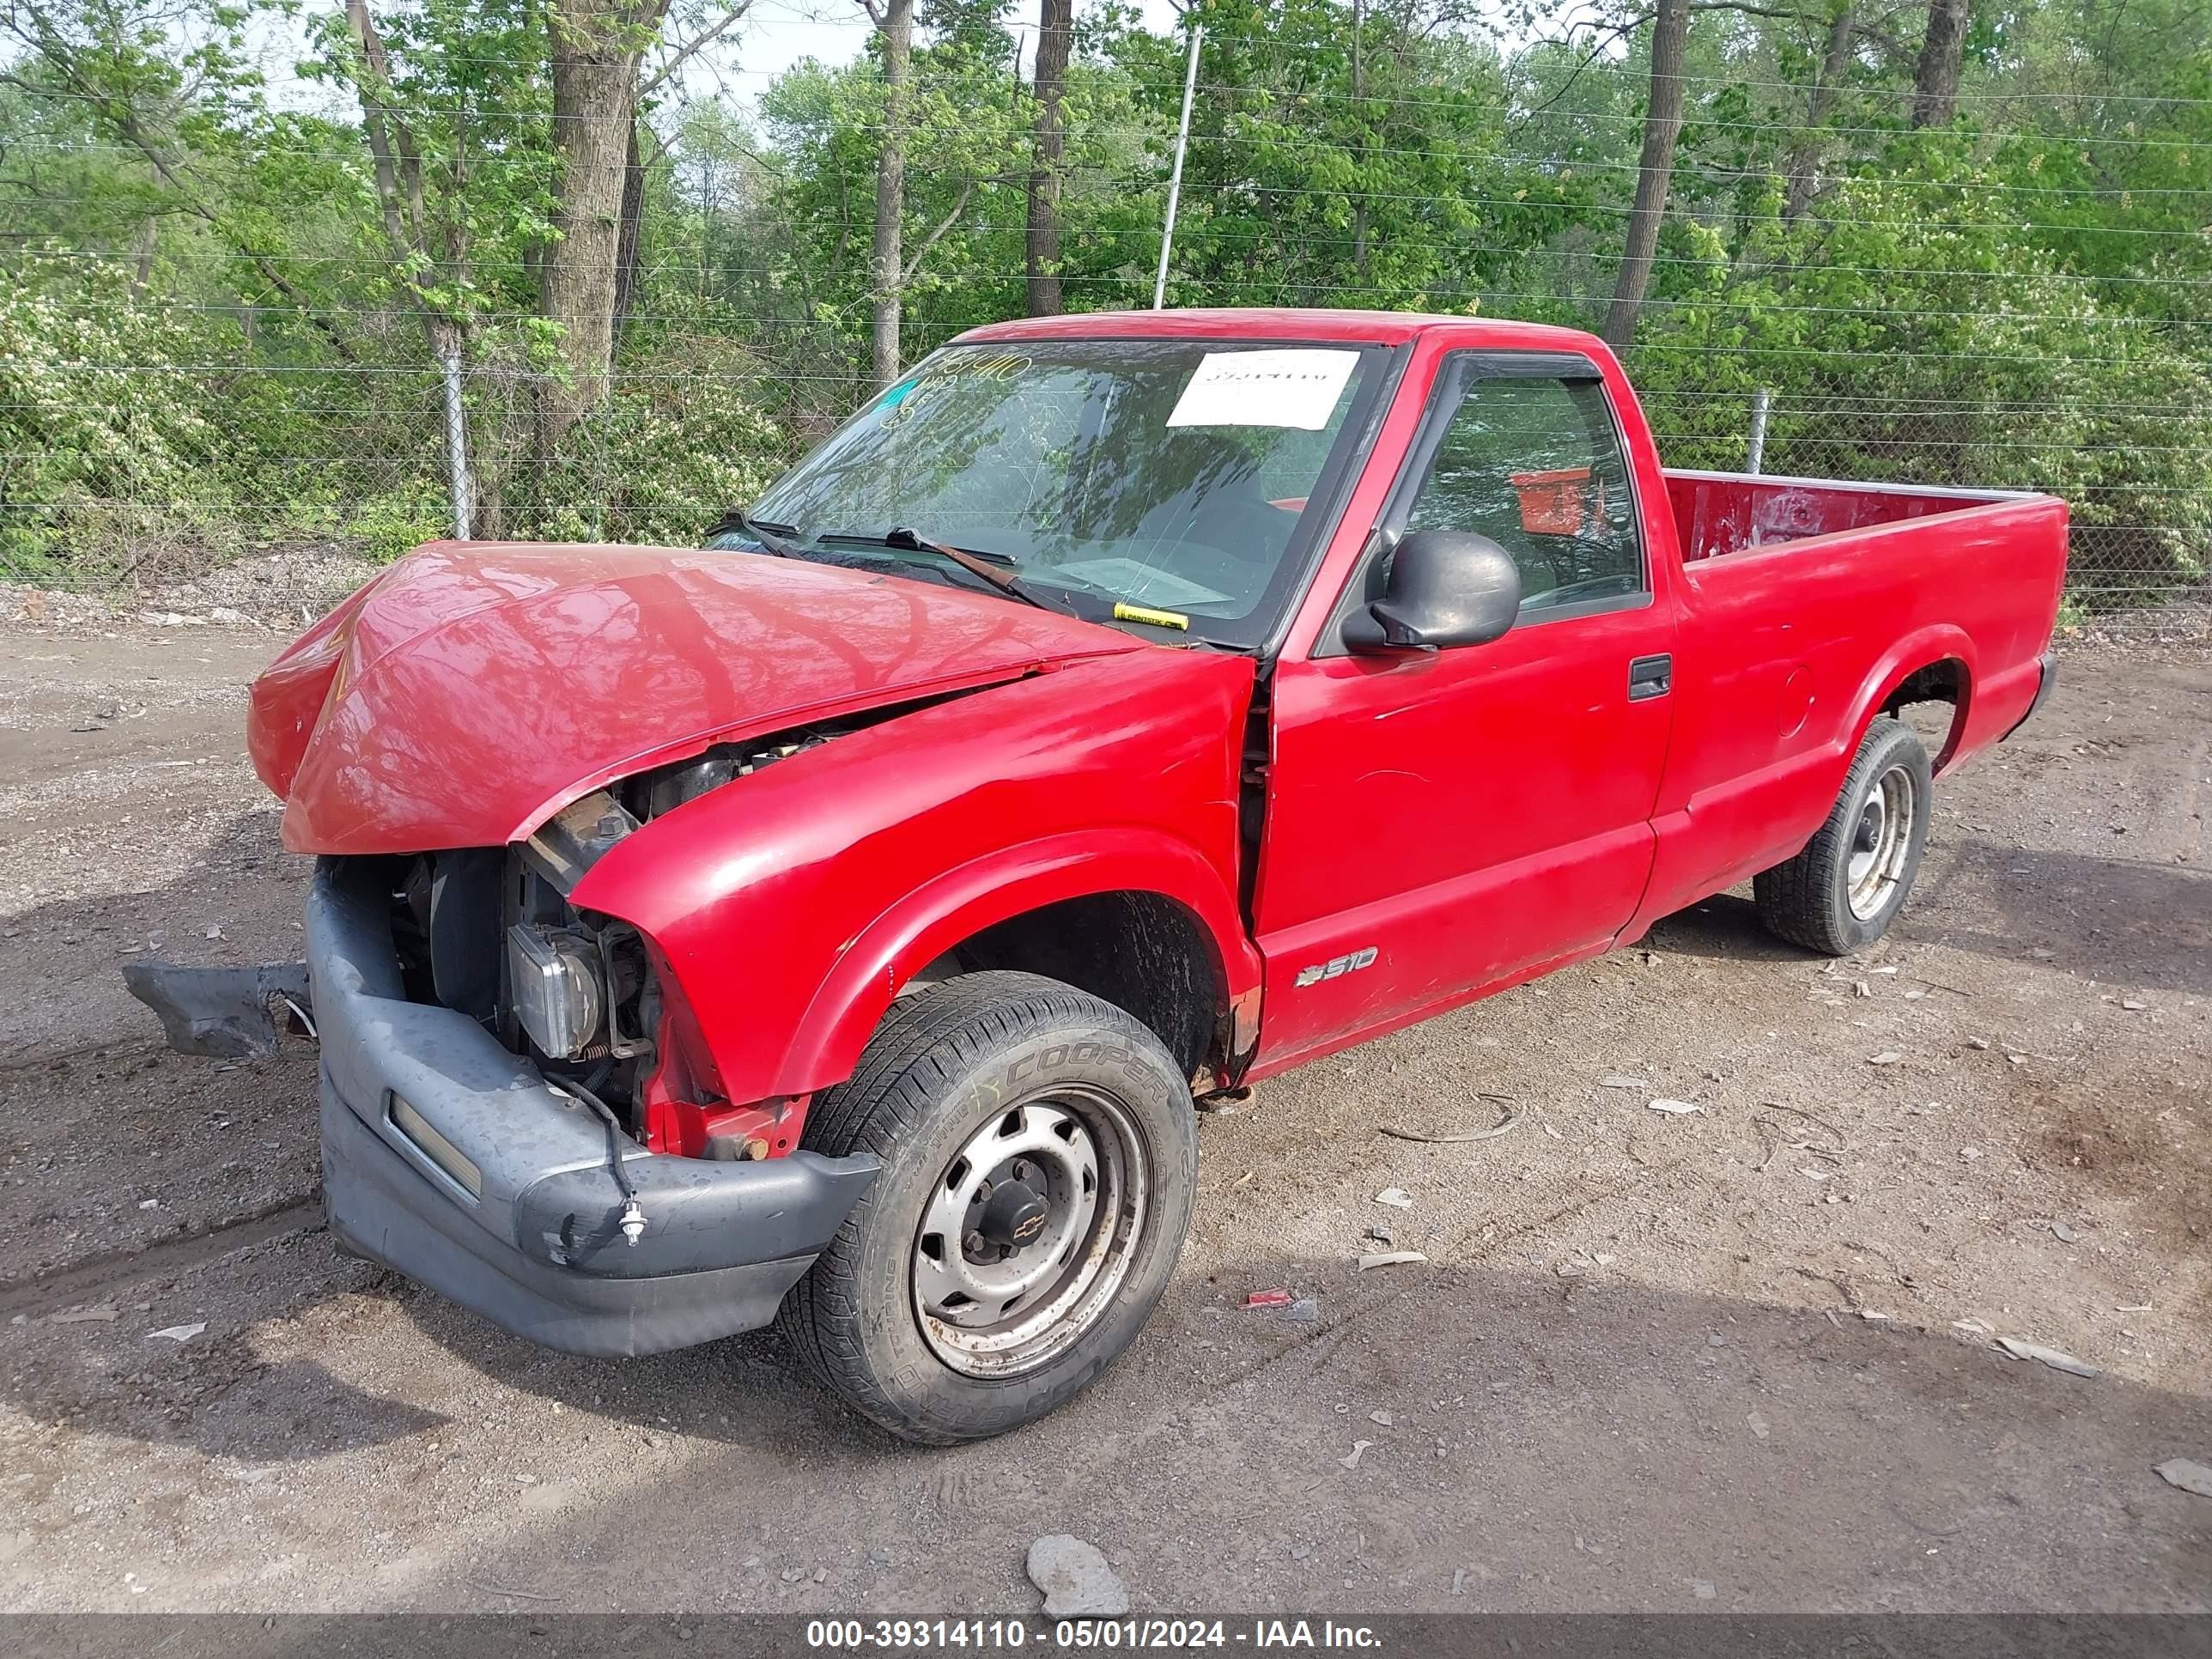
[506,924,605,1059]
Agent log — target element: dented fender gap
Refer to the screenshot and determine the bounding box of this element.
[1234,665,1275,926]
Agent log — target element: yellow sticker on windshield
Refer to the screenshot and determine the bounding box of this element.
[1114,602,1190,631]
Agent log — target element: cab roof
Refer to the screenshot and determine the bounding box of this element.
[956,307,1609,354]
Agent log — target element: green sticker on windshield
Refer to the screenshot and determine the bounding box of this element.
[879,377,920,408]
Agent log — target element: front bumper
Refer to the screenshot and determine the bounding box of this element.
[308,859,880,1357]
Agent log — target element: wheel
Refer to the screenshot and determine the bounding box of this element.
[1754,716,1932,955]
[776,970,1199,1444]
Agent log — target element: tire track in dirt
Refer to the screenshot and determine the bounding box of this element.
[0,1195,323,1319]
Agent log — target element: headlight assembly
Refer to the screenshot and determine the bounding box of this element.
[505,924,606,1059]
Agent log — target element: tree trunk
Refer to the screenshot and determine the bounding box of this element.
[611,117,647,342]
[538,0,666,459]
[1603,0,1690,349]
[129,214,158,293]
[1024,0,1073,317]
[1784,4,1856,224]
[1910,0,1969,127]
[870,0,915,386]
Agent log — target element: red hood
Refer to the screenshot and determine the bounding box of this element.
[250,540,1144,854]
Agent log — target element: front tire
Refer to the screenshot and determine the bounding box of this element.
[777,971,1198,1444]
[1754,716,1932,955]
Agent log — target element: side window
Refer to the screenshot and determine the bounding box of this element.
[1403,374,1644,616]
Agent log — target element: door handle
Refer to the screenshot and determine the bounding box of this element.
[1628,653,1673,702]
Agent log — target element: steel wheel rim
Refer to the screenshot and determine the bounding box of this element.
[910,1085,1151,1379]
[1846,763,1916,920]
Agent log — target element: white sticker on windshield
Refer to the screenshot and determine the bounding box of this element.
[1166,349,1358,431]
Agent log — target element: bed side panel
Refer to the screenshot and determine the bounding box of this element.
[1632,493,2068,931]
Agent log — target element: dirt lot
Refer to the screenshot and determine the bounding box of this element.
[0,614,2206,1614]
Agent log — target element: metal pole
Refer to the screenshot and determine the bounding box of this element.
[439,340,474,539]
[1747,387,1772,477]
[1152,21,1203,311]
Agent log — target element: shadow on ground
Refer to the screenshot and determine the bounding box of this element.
[1914,840,2210,997]
[1638,838,2208,999]
[9,1229,2207,1611]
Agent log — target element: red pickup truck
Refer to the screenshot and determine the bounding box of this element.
[139,309,2067,1443]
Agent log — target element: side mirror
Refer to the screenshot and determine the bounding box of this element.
[1341,529,1522,653]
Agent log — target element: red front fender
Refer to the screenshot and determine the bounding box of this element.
[571,647,1260,1112]
[785,829,1261,1098]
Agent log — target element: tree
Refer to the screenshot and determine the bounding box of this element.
[1603,0,1690,346]
[319,0,555,532]
[539,0,672,458]
[613,5,754,342]
[1,0,362,362]
[866,0,916,386]
[340,2,472,440]
[1909,0,1968,126]
[1784,3,1858,223]
[6,0,2209,610]
[1024,0,1073,315]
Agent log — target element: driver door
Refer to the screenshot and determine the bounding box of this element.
[1250,352,1678,1072]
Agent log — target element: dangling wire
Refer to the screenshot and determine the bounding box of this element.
[550,1065,646,1245]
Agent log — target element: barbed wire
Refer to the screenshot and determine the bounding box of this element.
[27,49,2212,111]
[11,95,2212,154]
[4,56,2206,625]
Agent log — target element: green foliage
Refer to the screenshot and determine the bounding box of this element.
[530,339,794,546]
[293,0,556,331]
[345,483,456,564]
[1,0,2206,607]
[0,252,232,581]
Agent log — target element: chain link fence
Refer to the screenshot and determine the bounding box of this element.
[3,125,2207,635]
[1630,373,2212,630]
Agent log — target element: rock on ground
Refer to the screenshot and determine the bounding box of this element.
[1026,1534,1130,1618]
[2155,1459,2212,1499]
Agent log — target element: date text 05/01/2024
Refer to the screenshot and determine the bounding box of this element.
[805,1619,1385,1650]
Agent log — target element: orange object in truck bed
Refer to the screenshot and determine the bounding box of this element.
[1510,465,1603,535]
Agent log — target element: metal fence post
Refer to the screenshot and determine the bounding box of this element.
[439,342,474,540]
[1153,22,1203,311]
[1747,387,1772,477]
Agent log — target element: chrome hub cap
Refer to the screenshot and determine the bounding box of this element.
[912,1090,1149,1378]
[1846,763,1916,920]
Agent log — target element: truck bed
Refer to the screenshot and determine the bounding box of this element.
[1664,469,2037,562]
[1627,465,2068,935]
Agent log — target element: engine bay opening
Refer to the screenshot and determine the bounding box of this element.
[380,847,661,1134]
[370,690,1005,1150]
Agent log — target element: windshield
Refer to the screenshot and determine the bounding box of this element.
[738,338,1386,647]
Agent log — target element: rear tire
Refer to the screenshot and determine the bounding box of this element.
[776,970,1198,1444]
[1754,716,1932,955]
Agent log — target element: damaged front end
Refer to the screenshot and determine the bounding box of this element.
[125,722,890,1359]
[302,854,878,1357]
[125,538,1174,1358]
[470,713,886,1159]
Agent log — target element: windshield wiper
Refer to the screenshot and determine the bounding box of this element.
[732,512,805,559]
[816,527,1076,616]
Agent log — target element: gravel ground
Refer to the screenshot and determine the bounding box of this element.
[0,617,2205,1615]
